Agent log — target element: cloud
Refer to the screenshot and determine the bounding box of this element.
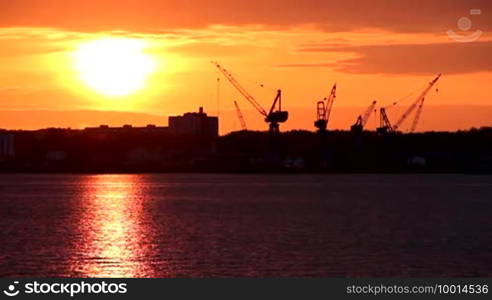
[0,0,490,33]
[0,42,65,56]
[0,27,93,56]
[285,41,492,75]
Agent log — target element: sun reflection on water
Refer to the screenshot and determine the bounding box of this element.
[75,175,153,277]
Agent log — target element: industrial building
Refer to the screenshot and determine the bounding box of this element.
[168,107,218,137]
[84,107,219,137]
[84,124,170,134]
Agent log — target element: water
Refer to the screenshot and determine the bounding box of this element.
[0,174,491,277]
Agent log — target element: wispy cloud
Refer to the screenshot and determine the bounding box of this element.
[0,0,490,33]
[281,41,492,75]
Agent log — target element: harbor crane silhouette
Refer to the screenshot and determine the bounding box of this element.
[212,62,288,134]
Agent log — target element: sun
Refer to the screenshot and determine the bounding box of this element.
[73,38,156,97]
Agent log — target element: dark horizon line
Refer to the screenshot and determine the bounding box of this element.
[2,126,491,135]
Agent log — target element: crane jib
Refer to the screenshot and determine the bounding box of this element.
[212,62,268,117]
[393,74,441,130]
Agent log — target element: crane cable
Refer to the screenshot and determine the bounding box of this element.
[384,82,428,110]
[409,84,440,132]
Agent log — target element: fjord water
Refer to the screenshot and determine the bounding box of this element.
[0,174,491,277]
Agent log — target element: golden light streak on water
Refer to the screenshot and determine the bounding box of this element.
[75,175,153,277]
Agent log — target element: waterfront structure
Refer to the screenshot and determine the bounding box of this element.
[83,107,218,137]
[84,124,169,134]
[168,107,219,137]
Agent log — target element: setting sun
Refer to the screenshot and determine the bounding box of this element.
[73,38,155,97]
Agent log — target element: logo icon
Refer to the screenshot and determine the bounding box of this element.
[447,9,483,42]
[3,282,20,297]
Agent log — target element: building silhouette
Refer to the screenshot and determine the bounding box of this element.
[84,107,219,137]
[169,107,218,137]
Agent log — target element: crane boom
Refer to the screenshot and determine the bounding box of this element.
[268,89,282,115]
[410,98,425,133]
[380,108,392,130]
[394,74,441,130]
[212,61,288,134]
[376,107,393,134]
[315,83,337,132]
[361,100,377,127]
[234,100,247,130]
[351,100,377,133]
[323,83,337,121]
[211,61,268,117]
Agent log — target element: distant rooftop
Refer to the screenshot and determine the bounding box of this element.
[83,107,218,137]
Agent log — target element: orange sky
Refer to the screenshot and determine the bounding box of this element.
[0,0,491,133]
